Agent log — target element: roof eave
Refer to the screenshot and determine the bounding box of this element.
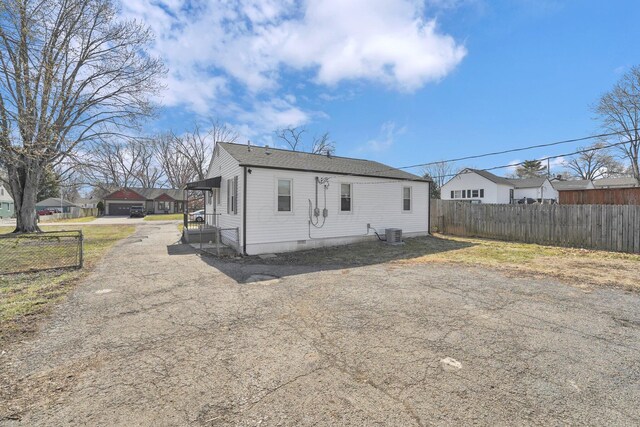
[238,163,429,182]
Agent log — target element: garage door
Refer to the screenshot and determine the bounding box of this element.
[108,203,143,216]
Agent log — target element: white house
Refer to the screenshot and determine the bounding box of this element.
[197,142,431,255]
[441,169,558,204]
[509,177,558,202]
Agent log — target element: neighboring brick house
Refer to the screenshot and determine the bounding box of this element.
[103,187,184,216]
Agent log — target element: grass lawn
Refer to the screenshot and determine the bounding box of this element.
[0,224,135,345]
[144,213,182,221]
[244,234,640,291]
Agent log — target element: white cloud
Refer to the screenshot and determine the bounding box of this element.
[237,98,311,131]
[122,0,466,120]
[361,121,407,153]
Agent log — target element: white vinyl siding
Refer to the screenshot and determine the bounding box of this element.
[205,145,243,244]
[245,168,429,254]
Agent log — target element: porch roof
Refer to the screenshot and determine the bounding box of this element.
[185,176,221,190]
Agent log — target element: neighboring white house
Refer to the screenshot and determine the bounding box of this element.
[441,169,514,204]
[441,169,558,204]
[509,177,558,202]
[75,197,100,209]
[199,142,431,255]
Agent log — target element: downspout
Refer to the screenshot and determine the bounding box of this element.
[243,166,248,255]
[427,181,431,235]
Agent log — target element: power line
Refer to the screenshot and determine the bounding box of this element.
[324,138,634,185]
[317,129,637,184]
[431,139,633,180]
[397,129,638,172]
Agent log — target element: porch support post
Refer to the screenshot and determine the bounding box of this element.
[183,188,188,230]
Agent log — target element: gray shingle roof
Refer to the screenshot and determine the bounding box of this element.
[592,177,640,188]
[464,169,514,186]
[551,180,593,190]
[127,187,184,201]
[218,142,428,181]
[507,177,547,188]
[36,197,79,207]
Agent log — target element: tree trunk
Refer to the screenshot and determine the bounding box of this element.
[7,160,42,233]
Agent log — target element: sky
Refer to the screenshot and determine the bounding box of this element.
[122,0,640,178]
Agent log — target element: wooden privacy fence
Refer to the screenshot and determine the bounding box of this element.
[559,187,640,205]
[430,200,640,254]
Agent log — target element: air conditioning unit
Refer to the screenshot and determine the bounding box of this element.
[385,228,403,245]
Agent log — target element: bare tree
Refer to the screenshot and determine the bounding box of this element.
[77,137,144,191]
[275,127,305,151]
[153,133,194,189]
[311,132,335,155]
[564,142,625,180]
[0,0,164,232]
[174,121,238,181]
[422,161,455,199]
[134,139,165,188]
[595,65,640,183]
[275,126,335,154]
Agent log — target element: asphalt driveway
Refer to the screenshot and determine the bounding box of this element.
[2,222,639,426]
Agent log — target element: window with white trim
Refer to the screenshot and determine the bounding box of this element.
[277,179,292,212]
[340,183,352,212]
[402,186,412,211]
[451,189,484,199]
[227,176,238,214]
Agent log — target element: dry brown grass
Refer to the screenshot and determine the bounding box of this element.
[397,234,640,291]
[0,225,135,345]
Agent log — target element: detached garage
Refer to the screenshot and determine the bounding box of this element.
[108,202,144,216]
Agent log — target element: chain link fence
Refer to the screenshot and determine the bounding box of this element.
[0,230,83,274]
[219,227,241,254]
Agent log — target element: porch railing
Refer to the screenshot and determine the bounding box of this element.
[184,212,219,231]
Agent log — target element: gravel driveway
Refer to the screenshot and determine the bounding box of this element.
[2,222,639,426]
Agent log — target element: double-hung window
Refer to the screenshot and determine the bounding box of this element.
[277,179,292,212]
[340,183,352,212]
[227,176,238,214]
[402,186,412,211]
